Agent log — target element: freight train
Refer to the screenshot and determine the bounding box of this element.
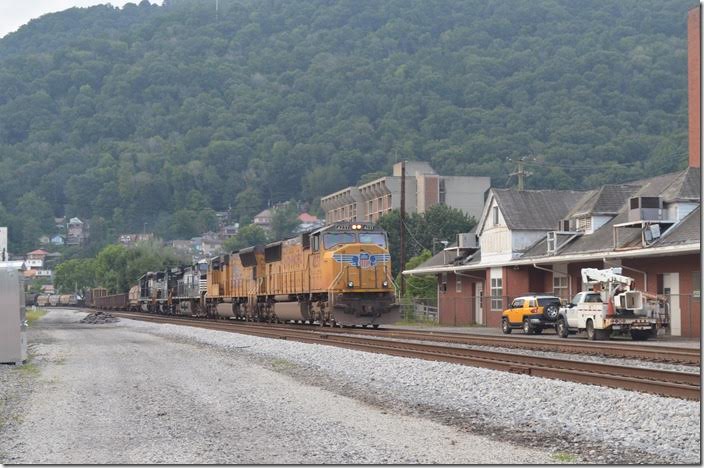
[85,223,400,327]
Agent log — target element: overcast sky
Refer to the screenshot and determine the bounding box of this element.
[0,1,163,38]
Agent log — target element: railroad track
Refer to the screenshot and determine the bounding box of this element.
[102,309,699,365]
[112,311,700,400]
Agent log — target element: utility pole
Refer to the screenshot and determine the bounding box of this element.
[399,160,406,297]
[509,156,533,191]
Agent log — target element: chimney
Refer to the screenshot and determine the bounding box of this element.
[688,5,701,168]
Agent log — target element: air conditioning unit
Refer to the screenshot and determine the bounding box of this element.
[458,233,479,249]
[628,197,663,222]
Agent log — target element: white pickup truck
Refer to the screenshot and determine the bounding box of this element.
[555,291,662,340]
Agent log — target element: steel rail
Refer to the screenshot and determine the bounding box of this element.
[112,311,700,400]
[73,306,700,364]
[119,310,699,364]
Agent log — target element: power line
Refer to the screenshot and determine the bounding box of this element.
[402,219,430,252]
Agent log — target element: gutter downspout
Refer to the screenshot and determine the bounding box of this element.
[532,263,573,299]
[602,258,647,293]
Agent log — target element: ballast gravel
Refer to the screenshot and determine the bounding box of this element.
[0,309,556,464]
[333,333,701,374]
[119,318,701,464]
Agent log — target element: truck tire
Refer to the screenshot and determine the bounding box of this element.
[501,318,512,334]
[556,318,569,338]
[523,319,534,335]
[586,320,597,340]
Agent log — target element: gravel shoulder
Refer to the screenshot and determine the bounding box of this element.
[0,309,557,464]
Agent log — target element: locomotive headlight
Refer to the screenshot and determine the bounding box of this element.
[347,281,354,288]
[382,281,389,288]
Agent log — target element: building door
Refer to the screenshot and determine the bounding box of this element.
[475,282,483,325]
[663,273,680,336]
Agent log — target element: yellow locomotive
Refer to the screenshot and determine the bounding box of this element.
[205,222,400,326]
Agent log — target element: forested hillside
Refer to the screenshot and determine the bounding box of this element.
[0,0,692,251]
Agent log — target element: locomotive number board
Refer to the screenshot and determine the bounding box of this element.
[335,223,376,231]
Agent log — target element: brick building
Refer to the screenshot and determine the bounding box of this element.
[404,169,700,337]
[320,162,490,224]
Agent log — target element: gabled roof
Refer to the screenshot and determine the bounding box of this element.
[27,249,49,255]
[659,167,700,202]
[521,168,701,259]
[487,188,586,231]
[568,184,639,216]
[654,206,701,247]
[298,213,318,223]
[68,217,83,224]
[254,209,272,218]
[404,168,700,276]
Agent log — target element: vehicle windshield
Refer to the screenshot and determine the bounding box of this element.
[537,297,559,306]
[323,232,356,249]
[358,233,386,247]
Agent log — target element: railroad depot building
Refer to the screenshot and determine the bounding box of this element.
[403,167,701,337]
[320,161,490,223]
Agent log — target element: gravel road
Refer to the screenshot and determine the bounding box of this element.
[0,309,556,464]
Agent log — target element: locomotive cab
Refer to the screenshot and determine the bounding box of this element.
[310,223,400,326]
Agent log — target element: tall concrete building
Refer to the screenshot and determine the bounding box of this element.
[321,162,490,223]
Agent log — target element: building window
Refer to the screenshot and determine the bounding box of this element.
[492,206,499,226]
[456,276,462,293]
[441,273,448,293]
[553,275,568,299]
[576,217,592,232]
[490,277,503,311]
[693,271,701,299]
[439,179,446,205]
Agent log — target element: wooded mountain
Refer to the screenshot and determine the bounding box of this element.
[0,0,692,252]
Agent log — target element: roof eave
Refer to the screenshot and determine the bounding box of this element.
[402,243,700,275]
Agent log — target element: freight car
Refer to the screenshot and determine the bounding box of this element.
[204,222,399,327]
[36,295,49,307]
[84,287,108,308]
[94,293,129,310]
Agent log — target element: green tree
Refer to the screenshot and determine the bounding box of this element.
[397,250,436,299]
[378,205,476,277]
[95,244,129,293]
[270,203,300,240]
[223,224,269,251]
[54,258,97,293]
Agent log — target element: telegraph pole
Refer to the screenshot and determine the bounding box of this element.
[509,156,533,191]
[399,160,406,297]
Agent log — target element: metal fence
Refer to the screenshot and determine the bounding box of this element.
[398,297,439,323]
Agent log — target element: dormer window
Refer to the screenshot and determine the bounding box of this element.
[492,206,499,225]
[576,216,592,233]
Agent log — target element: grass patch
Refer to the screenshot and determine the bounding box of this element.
[270,358,297,370]
[15,362,40,377]
[551,452,578,463]
[25,308,47,324]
